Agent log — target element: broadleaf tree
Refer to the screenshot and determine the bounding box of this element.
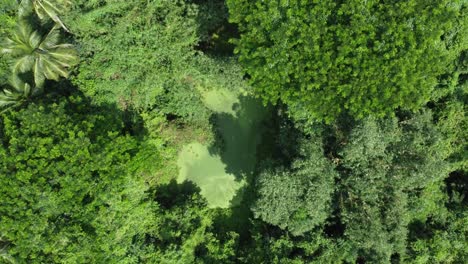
[227,0,463,122]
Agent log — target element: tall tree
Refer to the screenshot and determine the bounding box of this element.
[227,0,463,122]
[337,112,451,263]
[253,139,336,236]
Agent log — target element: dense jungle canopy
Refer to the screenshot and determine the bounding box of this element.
[0,0,467,263]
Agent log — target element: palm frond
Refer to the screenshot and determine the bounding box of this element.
[0,76,36,110]
[42,59,64,80]
[1,21,35,56]
[9,75,34,97]
[0,93,21,108]
[13,55,35,73]
[49,48,78,63]
[3,20,78,88]
[33,0,71,32]
[39,26,61,48]
[18,0,34,18]
[16,20,34,43]
[28,30,43,49]
[34,58,46,88]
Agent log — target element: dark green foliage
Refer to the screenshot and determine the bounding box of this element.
[406,171,468,263]
[337,112,452,263]
[248,102,465,263]
[0,93,239,263]
[253,139,336,236]
[228,0,464,122]
[407,209,468,263]
[192,0,237,55]
[153,181,239,263]
[433,67,468,171]
[239,221,352,263]
[192,0,229,44]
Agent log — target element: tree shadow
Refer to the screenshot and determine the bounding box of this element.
[208,95,270,182]
[154,179,202,209]
[193,0,238,56]
[445,170,468,206]
[48,79,148,139]
[206,97,284,243]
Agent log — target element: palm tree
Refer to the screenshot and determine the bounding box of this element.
[1,20,78,88]
[0,75,37,110]
[19,0,72,32]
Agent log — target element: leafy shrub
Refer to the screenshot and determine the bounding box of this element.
[0,95,158,262]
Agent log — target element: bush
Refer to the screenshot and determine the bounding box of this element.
[0,95,158,262]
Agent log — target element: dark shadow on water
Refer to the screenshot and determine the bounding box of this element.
[208,95,270,182]
[207,97,278,244]
[154,179,202,209]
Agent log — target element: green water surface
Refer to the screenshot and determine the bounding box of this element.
[177,88,268,208]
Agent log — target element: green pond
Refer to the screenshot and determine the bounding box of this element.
[177,88,268,208]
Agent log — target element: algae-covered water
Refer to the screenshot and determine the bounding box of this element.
[177,88,268,208]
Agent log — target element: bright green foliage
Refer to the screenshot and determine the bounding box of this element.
[0,0,17,83]
[431,4,468,101]
[253,140,336,236]
[430,4,467,170]
[0,93,240,263]
[228,0,463,122]
[0,1,16,36]
[65,0,244,124]
[1,21,78,88]
[0,1,466,263]
[433,39,468,170]
[0,95,158,262]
